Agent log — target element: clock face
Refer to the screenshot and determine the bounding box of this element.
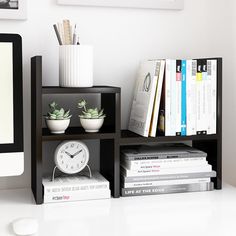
[54,141,89,174]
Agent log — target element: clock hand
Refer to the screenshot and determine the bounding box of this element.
[72,149,82,157]
[65,151,73,158]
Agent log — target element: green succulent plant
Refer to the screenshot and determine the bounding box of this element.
[78,99,106,119]
[45,102,72,120]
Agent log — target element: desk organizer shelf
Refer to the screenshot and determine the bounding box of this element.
[31,56,222,204]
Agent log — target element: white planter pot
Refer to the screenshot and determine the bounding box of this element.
[46,119,70,134]
[80,118,104,133]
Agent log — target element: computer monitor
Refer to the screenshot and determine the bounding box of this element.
[0,34,24,176]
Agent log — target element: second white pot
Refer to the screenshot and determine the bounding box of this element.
[80,118,104,133]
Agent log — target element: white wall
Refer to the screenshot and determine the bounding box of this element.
[0,0,235,189]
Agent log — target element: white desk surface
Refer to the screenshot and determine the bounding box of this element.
[0,184,235,236]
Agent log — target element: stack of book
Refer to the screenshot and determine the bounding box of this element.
[121,144,216,197]
[128,58,218,137]
[43,172,110,203]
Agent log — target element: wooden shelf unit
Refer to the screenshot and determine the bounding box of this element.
[31,56,222,204]
[31,56,121,204]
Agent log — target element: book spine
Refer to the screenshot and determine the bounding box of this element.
[121,165,212,177]
[123,160,208,170]
[212,59,217,134]
[121,182,214,197]
[186,60,197,135]
[122,152,207,161]
[44,182,110,195]
[207,59,217,134]
[181,60,187,136]
[205,60,212,134]
[175,60,182,136]
[150,60,165,137]
[196,59,205,134]
[165,59,172,136]
[170,60,177,135]
[123,178,211,188]
[122,171,216,183]
[122,156,206,165]
[202,59,208,134]
[44,189,111,203]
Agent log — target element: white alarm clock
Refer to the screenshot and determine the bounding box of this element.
[54,140,89,175]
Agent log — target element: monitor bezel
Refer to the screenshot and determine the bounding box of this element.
[0,34,23,153]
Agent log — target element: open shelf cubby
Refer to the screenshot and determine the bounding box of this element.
[31,56,222,204]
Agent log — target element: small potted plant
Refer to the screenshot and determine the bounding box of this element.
[45,102,72,134]
[78,99,106,133]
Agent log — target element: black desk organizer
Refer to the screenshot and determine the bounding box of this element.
[31,56,222,204]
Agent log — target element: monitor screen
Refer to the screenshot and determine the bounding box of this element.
[0,42,14,144]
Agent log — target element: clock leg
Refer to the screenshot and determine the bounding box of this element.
[85,164,92,178]
[51,166,58,182]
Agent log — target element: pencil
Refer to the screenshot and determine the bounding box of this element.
[53,24,63,45]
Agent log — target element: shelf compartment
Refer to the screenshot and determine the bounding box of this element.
[120,130,219,145]
[42,86,121,94]
[42,126,116,141]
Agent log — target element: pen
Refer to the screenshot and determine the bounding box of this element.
[77,35,80,45]
[73,24,77,45]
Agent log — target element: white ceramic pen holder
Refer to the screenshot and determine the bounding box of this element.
[59,45,93,87]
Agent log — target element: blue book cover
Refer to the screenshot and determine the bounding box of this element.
[181,60,187,136]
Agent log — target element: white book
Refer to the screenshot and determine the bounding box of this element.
[122,156,207,167]
[149,60,161,136]
[128,61,160,137]
[186,60,197,135]
[202,60,208,134]
[165,59,172,136]
[149,59,165,137]
[207,60,217,134]
[196,59,208,134]
[164,59,177,136]
[44,189,111,203]
[175,60,182,135]
[196,60,203,134]
[206,60,212,134]
[121,164,212,177]
[170,59,177,135]
[123,178,211,188]
[43,172,109,194]
[165,59,177,136]
[123,160,208,171]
